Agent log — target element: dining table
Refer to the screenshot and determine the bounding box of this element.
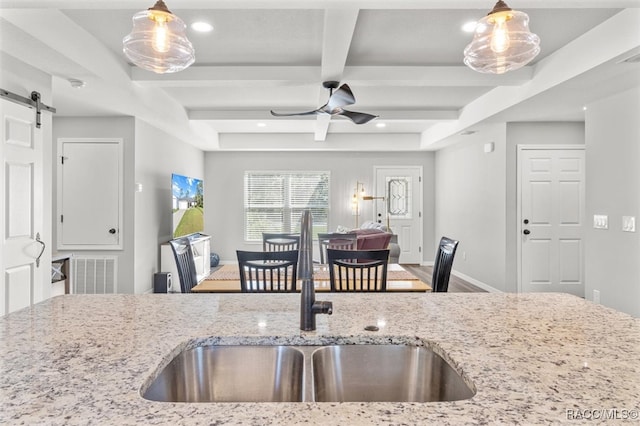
[191,263,431,292]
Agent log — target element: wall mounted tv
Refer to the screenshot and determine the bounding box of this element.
[172,173,204,238]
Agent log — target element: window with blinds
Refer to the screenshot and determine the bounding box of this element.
[244,171,330,241]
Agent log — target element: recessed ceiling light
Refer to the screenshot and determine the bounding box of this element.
[460,130,476,136]
[375,122,386,128]
[462,21,477,33]
[257,122,266,127]
[582,106,588,111]
[191,22,213,33]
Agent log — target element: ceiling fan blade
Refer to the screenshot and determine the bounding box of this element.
[323,84,356,113]
[338,110,378,125]
[270,109,322,117]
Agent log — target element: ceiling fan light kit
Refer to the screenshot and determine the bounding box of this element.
[270,81,378,125]
[123,0,195,74]
[463,0,540,74]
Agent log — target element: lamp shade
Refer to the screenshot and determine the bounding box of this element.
[123,1,195,74]
[463,1,540,74]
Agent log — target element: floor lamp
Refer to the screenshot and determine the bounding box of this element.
[363,194,389,230]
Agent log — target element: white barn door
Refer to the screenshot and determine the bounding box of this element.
[518,146,585,297]
[1,99,45,316]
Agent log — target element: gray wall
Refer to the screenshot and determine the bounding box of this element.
[585,87,640,317]
[53,117,136,293]
[505,122,585,290]
[435,121,585,292]
[435,123,508,290]
[204,150,435,263]
[134,119,204,293]
[53,116,204,294]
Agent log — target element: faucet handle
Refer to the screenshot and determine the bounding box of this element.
[314,300,333,315]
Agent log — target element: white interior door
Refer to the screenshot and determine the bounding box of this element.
[518,146,585,296]
[1,99,44,316]
[374,166,423,264]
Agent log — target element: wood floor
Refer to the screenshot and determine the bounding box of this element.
[215,264,485,292]
[401,265,486,293]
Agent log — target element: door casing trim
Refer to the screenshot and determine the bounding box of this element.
[516,144,585,293]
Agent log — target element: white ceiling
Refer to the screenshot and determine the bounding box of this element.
[1,1,639,151]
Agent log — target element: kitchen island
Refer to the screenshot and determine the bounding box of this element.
[1,292,639,425]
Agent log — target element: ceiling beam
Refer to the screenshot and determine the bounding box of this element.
[188,109,458,120]
[314,114,332,141]
[320,8,359,82]
[131,66,320,87]
[131,65,532,87]
[313,8,360,141]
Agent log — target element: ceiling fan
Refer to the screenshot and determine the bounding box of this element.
[270,81,378,124]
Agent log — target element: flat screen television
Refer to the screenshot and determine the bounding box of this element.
[172,173,204,238]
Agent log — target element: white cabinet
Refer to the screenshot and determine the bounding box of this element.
[160,233,211,292]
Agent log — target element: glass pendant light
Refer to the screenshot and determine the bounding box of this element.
[463,1,540,74]
[123,0,195,74]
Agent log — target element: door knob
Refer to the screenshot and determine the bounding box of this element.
[109,228,117,234]
[523,229,530,235]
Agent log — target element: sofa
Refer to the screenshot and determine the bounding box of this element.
[352,228,392,250]
[349,221,401,263]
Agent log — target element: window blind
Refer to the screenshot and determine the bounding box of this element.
[244,171,330,241]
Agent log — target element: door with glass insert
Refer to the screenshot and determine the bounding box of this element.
[374,166,423,264]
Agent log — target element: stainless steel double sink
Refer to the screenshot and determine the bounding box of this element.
[142,344,476,403]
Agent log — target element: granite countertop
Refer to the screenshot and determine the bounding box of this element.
[1,292,639,425]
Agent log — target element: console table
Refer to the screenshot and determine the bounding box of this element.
[160,233,211,292]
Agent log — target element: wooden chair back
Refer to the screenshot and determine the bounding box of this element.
[317,232,358,264]
[236,249,299,292]
[326,248,389,292]
[169,237,198,293]
[262,233,300,252]
[431,237,459,292]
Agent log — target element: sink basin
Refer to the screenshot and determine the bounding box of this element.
[143,343,475,403]
[312,345,475,402]
[143,345,304,402]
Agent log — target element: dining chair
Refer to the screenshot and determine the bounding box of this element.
[431,237,459,292]
[326,248,389,292]
[317,232,358,264]
[236,249,299,292]
[262,233,300,252]
[169,237,199,293]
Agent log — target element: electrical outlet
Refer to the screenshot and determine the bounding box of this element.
[593,215,608,229]
[593,290,600,304]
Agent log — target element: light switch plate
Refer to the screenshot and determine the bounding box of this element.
[622,216,636,232]
[593,214,608,229]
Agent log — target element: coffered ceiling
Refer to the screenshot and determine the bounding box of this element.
[1,1,639,151]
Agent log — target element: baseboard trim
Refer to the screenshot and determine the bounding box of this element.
[418,261,502,293]
[451,270,502,293]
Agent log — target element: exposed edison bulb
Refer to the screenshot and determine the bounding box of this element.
[149,10,171,53]
[489,11,512,54]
